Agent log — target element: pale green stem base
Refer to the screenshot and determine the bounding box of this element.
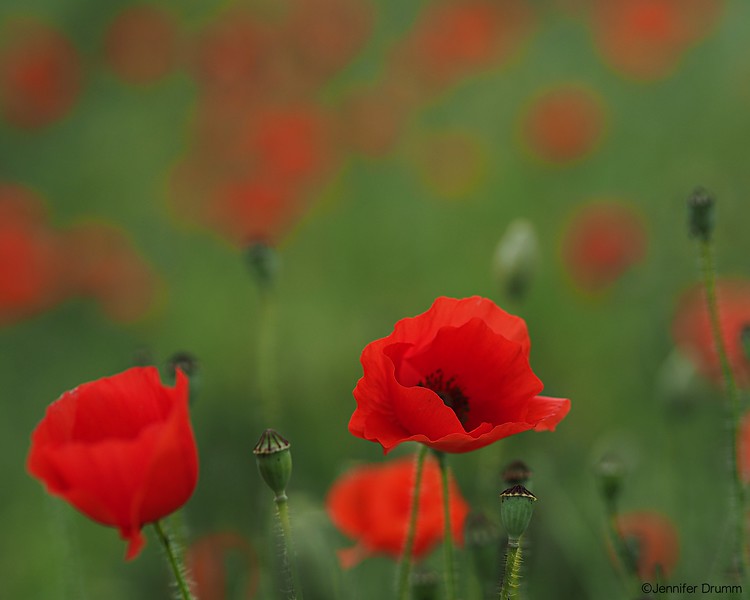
[153,520,195,600]
[275,493,304,600]
[435,451,457,600]
[396,445,429,600]
[698,239,748,579]
[498,537,522,600]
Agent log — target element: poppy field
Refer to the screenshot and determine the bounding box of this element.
[4,0,750,599]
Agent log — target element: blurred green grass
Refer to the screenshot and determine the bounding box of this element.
[2,0,750,598]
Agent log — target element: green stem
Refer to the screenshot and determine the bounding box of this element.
[604,505,640,595]
[698,239,747,577]
[396,445,429,600]
[435,451,457,600]
[498,537,522,600]
[275,493,304,600]
[258,289,280,425]
[153,520,195,600]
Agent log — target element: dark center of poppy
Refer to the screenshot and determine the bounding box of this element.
[418,368,469,425]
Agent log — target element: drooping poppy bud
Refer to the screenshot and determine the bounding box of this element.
[687,186,714,242]
[492,219,539,301]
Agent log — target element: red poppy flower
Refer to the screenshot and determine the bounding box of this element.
[0,18,82,129]
[187,532,259,600]
[326,455,469,567]
[672,279,750,388]
[562,201,647,293]
[350,296,570,453]
[615,511,679,580]
[103,5,180,86]
[522,85,606,164]
[27,367,199,560]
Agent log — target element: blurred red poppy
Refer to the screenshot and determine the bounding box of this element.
[562,201,647,293]
[615,511,679,580]
[104,5,181,85]
[350,296,570,453]
[0,184,66,324]
[522,85,606,164]
[673,279,750,388]
[0,18,83,129]
[63,221,161,322]
[401,0,533,90]
[187,532,260,600]
[27,367,198,560]
[326,455,469,567]
[591,0,726,81]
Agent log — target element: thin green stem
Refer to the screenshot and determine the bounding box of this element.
[153,520,195,600]
[604,506,640,596]
[698,239,748,577]
[396,445,429,600]
[275,494,304,600]
[498,537,522,600]
[258,289,280,425]
[435,451,457,600]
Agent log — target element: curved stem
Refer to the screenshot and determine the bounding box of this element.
[276,494,304,600]
[698,239,747,578]
[396,445,429,600]
[435,451,457,600]
[153,520,195,600]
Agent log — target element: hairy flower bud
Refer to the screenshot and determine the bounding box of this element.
[687,186,714,242]
[492,219,539,301]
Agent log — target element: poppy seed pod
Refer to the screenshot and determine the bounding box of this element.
[500,485,536,540]
[492,219,539,301]
[253,429,292,497]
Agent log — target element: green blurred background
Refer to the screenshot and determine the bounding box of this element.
[2,0,750,598]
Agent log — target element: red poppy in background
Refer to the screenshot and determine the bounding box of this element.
[562,201,647,293]
[27,367,198,560]
[63,222,161,322]
[0,184,65,324]
[523,85,606,164]
[615,511,679,580]
[187,532,259,600]
[350,296,570,453]
[0,18,82,129]
[104,5,181,86]
[673,279,750,388]
[326,455,469,567]
[401,0,533,90]
[590,0,726,81]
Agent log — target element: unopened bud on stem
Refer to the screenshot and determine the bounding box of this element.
[687,186,714,242]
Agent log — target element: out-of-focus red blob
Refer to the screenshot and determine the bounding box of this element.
[400,0,534,90]
[326,455,470,567]
[187,532,259,600]
[104,5,180,85]
[673,279,750,388]
[591,0,726,81]
[63,222,160,322]
[211,176,304,247]
[562,201,647,293]
[243,104,336,183]
[0,18,83,129]
[0,184,65,324]
[282,0,374,82]
[523,85,606,164]
[409,129,487,199]
[188,10,270,94]
[615,511,680,580]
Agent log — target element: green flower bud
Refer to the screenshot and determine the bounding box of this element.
[500,485,536,539]
[492,219,539,301]
[687,186,714,242]
[253,429,292,497]
[595,452,624,509]
[245,242,280,290]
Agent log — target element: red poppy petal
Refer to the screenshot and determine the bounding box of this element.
[123,528,146,561]
[524,395,571,430]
